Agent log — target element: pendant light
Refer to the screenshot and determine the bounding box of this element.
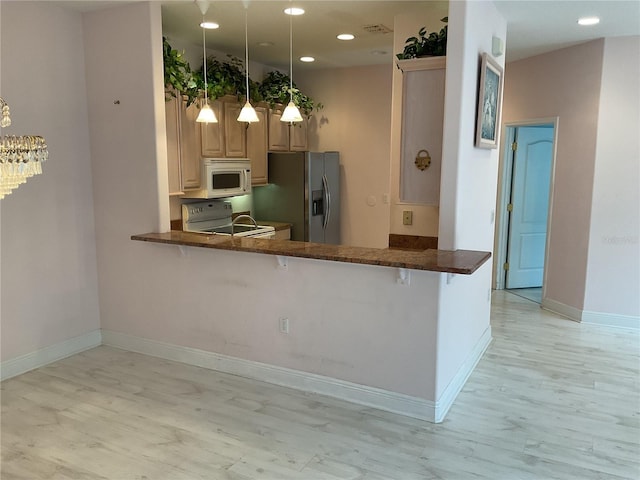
[237,9,259,123]
[280,4,303,123]
[196,0,217,123]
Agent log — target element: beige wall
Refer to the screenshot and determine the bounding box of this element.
[296,65,392,248]
[584,36,640,320]
[502,40,605,312]
[0,2,101,360]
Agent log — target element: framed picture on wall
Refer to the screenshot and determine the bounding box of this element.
[475,52,504,149]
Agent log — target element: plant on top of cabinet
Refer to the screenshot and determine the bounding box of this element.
[162,37,199,105]
[396,17,448,59]
[196,54,261,102]
[258,71,322,116]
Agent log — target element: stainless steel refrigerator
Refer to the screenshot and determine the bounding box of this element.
[253,151,340,244]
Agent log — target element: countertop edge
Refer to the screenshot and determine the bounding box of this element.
[131,232,491,275]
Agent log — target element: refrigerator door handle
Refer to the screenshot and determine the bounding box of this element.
[322,173,331,230]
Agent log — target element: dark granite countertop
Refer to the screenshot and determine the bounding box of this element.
[132,231,491,275]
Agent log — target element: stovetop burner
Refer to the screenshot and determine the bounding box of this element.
[202,224,258,235]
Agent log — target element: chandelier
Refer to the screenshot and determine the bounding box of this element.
[0,97,48,199]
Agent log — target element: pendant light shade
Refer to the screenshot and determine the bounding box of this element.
[281,101,303,123]
[196,103,217,123]
[196,1,217,124]
[238,9,259,123]
[281,3,303,123]
[238,101,260,123]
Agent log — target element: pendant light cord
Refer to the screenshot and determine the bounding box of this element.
[289,10,293,101]
[245,10,250,101]
[202,17,208,103]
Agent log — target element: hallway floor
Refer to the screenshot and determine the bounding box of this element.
[2,291,638,479]
[506,287,543,304]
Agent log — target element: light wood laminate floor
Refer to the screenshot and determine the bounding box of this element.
[2,291,639,479]
[506,287,543,304]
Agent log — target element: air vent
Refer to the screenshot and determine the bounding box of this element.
[362,24,393,35]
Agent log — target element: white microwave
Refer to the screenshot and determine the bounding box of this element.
[182,158,251,199]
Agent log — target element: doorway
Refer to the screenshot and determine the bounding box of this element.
[495,121,557,304]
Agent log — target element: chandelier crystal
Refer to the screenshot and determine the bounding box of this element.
[0,97,49,199]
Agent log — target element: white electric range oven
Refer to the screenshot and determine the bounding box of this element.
[181,200,275,238]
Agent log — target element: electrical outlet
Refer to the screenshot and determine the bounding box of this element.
[279,317,290,334]
[403,210,413,225]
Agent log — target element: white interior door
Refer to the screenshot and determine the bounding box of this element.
[506,126,554,289]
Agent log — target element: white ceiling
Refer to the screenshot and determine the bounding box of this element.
[494,0,640,61]
[52,0,640,68]
[161,1,449,70]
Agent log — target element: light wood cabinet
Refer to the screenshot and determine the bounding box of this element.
[268,104,309,152]
[223,101,247,158]
[200,99,224,158]
[166,95,312,193]
[247,105,269,185]
[179,97,202,190]
[165,94,182,195]
[164,90,202,192]
[268,106,289,151]
[289,116,308,151]
[200,97,247,159]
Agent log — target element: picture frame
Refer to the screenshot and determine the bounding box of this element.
[475,52,504,149]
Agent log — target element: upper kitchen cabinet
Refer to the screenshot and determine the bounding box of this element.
[180,98,202,190]
[247,104,269,185]
[289,116,308,151]
[200,97,247,158]
[164,90,202,192]
[268,104,308,152]
[165,93,182,195]
[223,101,247,158]
[268,106,289,151]
[200,98,224,158]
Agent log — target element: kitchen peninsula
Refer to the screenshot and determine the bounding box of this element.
[132,232,490,274]
[130,230,493,423]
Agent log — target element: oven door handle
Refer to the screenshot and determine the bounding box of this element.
[322,173,331,230]
[244,169,249,192]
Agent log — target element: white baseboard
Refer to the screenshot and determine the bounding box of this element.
[434,326,493,423]
[582,310,639,330]
[2,328,491,423]
[542,298,639,330]
[102,330,440,422]
[541,297,582,322]
[0,330,102,381]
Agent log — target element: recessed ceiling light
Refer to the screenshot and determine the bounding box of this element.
[200,21,219,29]
[577,16,600,26]
[284,7,305,16]
[337,33,355,41]
[300,56,315,62]
[257,41,274,47]
[371,50,388,56]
